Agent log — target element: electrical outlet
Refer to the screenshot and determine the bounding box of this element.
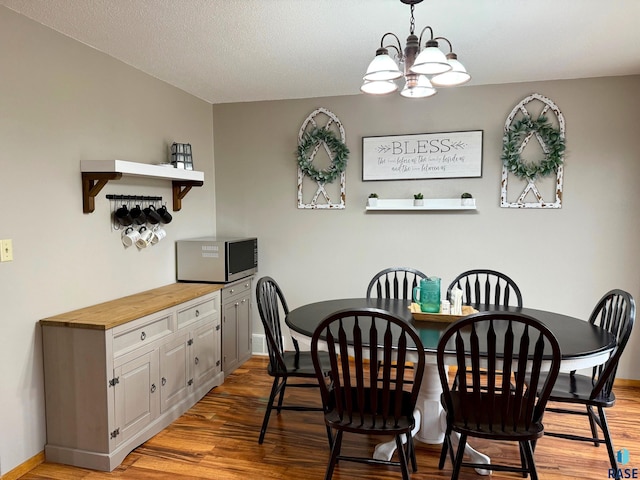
[1,239,13,262]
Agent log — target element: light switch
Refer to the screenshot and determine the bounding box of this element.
[1,239,13,262]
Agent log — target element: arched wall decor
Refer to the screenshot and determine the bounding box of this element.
[500,93,566,209]
[297,108,347,209]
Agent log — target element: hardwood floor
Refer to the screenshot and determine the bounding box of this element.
[21,356,640,480]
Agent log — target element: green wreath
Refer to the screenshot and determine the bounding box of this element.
[501,116,565,181]
[297,128,349,184]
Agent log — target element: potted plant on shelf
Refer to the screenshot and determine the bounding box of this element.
[368,193,379,207]
[461,192,474,207]
[413,193,424,207]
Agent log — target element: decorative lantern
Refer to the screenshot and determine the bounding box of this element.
[171,143,193,170]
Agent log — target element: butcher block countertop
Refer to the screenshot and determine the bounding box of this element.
[40,283,224,330]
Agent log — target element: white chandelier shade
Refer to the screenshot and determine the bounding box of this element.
[431,54,471,86]
[360,79,399,95]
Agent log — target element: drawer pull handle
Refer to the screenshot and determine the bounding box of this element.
[195,356,199,365]
[195,310,200,317]
[151,383,156,393]
[140,331,146,341]
[162,377,167,386]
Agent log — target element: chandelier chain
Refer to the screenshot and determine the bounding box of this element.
[409,4,415,35]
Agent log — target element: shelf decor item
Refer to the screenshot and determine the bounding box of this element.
[413,193,424,206]
[461,192,474,207]
[501,93,566,209]
[171,143,193,170]
[368,193,379,207]
[297,108,348,209]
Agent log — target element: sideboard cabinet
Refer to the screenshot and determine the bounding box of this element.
[221,277,253,376]
[40,283,224,471]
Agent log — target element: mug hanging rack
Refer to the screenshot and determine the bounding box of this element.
[106,194,163,202]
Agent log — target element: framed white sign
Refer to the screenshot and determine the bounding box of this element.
[362,130,483,181]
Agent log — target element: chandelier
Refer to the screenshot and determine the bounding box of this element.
[361,0,470,98]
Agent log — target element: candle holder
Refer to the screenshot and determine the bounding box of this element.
[170,143,193,170]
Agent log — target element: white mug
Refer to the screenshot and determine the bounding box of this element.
[121,227,141,247]
[135,226,154,249]
[151,226,167,245]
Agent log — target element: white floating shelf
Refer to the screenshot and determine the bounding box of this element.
[80,159,205,213]
[366,198,476,211]
[81,159,204,182]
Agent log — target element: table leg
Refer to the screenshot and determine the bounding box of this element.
[373,364,491,476]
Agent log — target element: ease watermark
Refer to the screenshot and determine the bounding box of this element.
[609,449,639,479]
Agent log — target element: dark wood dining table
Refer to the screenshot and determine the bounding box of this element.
[285,297,616,472]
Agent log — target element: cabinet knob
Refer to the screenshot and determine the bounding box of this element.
[140,331,146,341]
[195,356,199,365]
[241,299,246,303]
[162,377,167,386]
[235,302,239,307]
[229,289,234,294]
[195,309,200,317]
[150,383,156,393]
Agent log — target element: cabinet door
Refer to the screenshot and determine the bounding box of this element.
[113,350,159,447]
[236,294,252,365]
[159,333,189,413]
[222,300,239,374]
[192,320,220,387]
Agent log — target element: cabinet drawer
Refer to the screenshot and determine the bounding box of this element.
[177,298,217,329]
[113,315,172,356]
[221,279,252,301]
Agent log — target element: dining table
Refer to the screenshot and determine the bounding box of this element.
[285,297,617,473]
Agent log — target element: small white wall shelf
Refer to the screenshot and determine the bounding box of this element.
[365,198,476,211]
[80,160,205,213]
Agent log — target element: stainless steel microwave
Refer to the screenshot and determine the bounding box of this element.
[176,237,258,283]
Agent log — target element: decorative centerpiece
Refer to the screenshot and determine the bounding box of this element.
[461,192,474,207]
[171,143,193,170]
[368,193,379,207]
[413,193,424,206]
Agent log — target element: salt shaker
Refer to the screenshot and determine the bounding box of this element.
[441,299,451,314]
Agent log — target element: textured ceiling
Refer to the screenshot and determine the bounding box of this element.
[1,0,639,104]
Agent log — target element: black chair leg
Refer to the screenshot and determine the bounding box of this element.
[599,406,618,473]
[395,434,410,480]
[521,440,538,480]
[259,375,282,444]
[324,430,343,480]
[587,405,601,446]
[518,442,528,478]
[276,378,287,413]
[325,425,333,450]
[438,429,450,469]
[451,433,467,480]
[407,434,417,472]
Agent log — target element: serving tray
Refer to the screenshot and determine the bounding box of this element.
[409,303,478,322]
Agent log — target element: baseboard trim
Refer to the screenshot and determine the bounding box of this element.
[615,378,640,387]
[1,451,44,480]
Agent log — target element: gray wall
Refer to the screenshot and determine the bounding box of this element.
[212,76,640,376]
[0,7,216,475]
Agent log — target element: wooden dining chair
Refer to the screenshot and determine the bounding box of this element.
[447,269,523,391]
[255,276,332,445]
[366,267,428,301]
[437,311,561,480]
[447,269,523,308]
[311,307,425,480]
[543,289,635,474]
